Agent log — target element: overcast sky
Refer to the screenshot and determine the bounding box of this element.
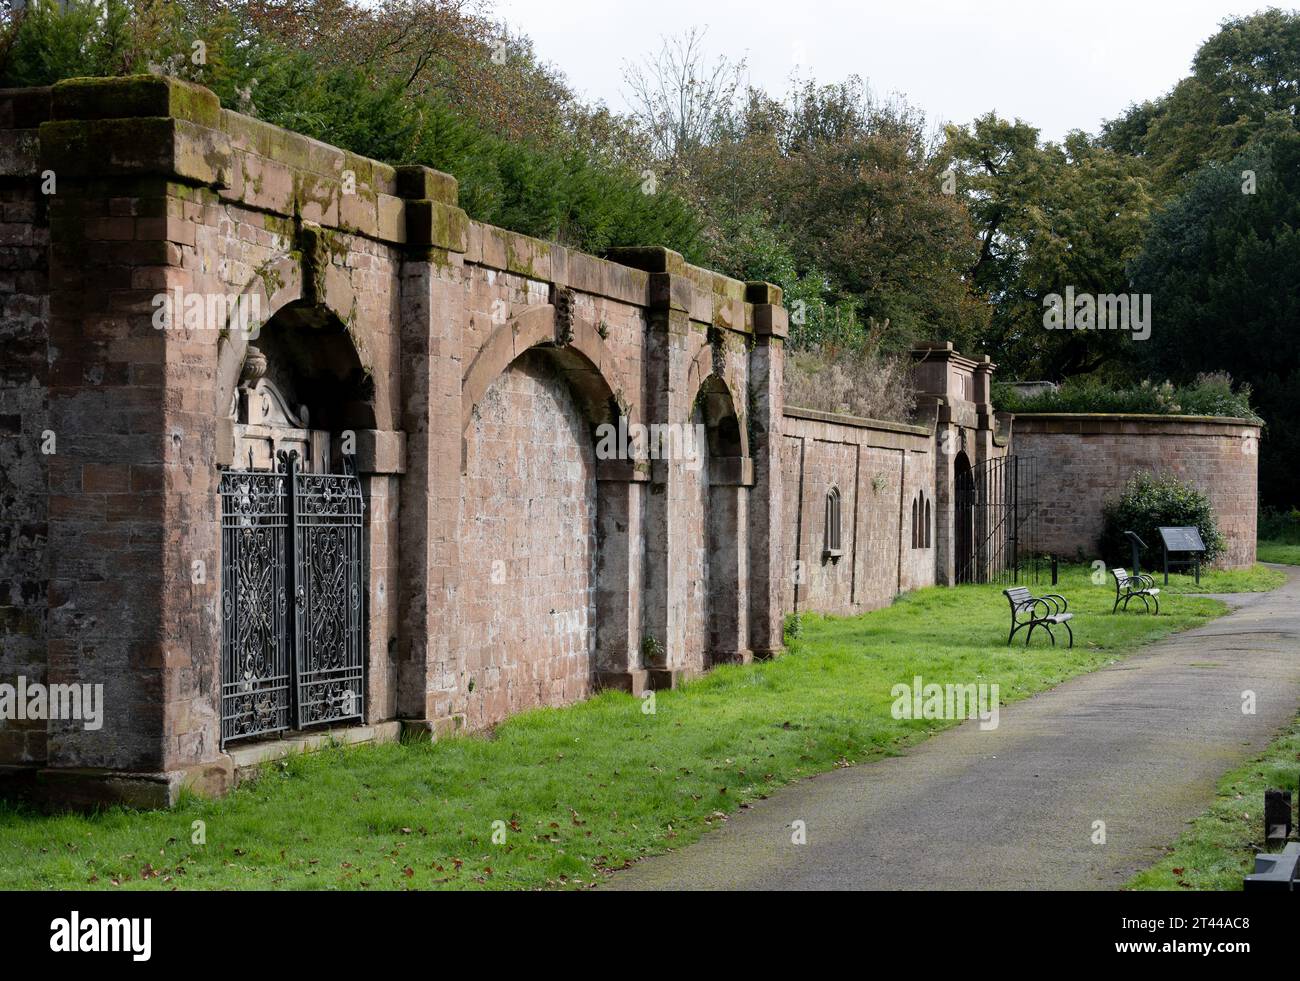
[496,0,1281,142]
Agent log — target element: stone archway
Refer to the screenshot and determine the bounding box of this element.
[689,373,752,667]
[227,301,376,473]
[458,303,645,722]
[954,451,975,584]
[218,301,375,746]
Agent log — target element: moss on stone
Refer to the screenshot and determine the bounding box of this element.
[51,75,220,128]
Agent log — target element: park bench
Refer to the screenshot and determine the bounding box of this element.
[1003,586,1074,647]
[1111,568,1160,614]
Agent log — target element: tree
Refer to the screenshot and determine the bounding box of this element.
[1129,130,1300,506]
[0,0,705,261]
[621,27,745,181]
[1101,9,1300,194]
[943,114,1155,379]
[685,77,986,353]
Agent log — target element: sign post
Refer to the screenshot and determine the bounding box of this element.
[1122,530,1146,575]
[1157,526,1206,585]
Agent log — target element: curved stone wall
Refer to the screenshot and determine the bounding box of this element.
[1011,414,1261,569]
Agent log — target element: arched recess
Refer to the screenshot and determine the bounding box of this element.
[686,372,752,667]
[459,303,646,714]
[217,295,382,746]
[954,451,975,583]
[462,305,637,444]
[683,344,749,460]
[216,252,304,422]
[225,300,377,470]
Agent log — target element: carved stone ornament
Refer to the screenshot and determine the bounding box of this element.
[554,286,576,346]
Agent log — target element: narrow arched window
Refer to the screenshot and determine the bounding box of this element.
[924,497,932,549]
[824,486,842,559]
[911,496,919,549]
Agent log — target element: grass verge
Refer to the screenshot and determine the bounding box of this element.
[1258,540,1300,566]
[0,564,1277,891]
[1127,713,1300,891]
[1151,563,1286,593]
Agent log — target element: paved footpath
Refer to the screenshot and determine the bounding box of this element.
[605,566,1300,890]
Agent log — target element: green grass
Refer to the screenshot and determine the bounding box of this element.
[1127,714,1300,891]
[1149,562,1286,593]
[0,564,1276,891]
[1258,540,1300,566]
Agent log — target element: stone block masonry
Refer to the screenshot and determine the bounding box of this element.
[0,75,789,803]
[1013,414,1261,569]
[0,76,1261,806]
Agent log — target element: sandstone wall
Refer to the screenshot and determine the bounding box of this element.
[0,89,49,766]
[1012,413,1261,569]
[780,407,936,617]
[0,75,789,803]
[458,350,597,728]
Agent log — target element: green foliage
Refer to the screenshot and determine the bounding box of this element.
[692,78,986,355]
[781,612,805,650]
[942,116,1156,378]
[707,207,860,349]
[1102,9,1300,193]
[1258,507,1300,545]
[991,374,1259,420]
[1100,472,1225,568]
[0,0,705,260]
[1129,130,1300,505]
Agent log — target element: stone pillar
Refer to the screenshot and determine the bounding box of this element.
[707,458,754,664]
[395,166,469,738]
[972,355,1000,465]
[0,86,51,772]
[593,462,649,693]
[911,342,1000,587]
[747,283,787,658]
[607,247,694,689]
[35,76,229,805]
[353,431,406,724]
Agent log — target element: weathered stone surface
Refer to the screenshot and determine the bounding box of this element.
[0,77,1259,808]
[1014,413,1261,568]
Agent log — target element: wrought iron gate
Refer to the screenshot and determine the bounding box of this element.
[954,454,1041,585]
[220,450,365,746]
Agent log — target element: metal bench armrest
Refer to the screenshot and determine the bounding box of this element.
[1041,593,1069,614]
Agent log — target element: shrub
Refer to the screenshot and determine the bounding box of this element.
[992,374,1260,422]
[783,344,917,423]
[0,0,707,262]
[1100,471,1225,568]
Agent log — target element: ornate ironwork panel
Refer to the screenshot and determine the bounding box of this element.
[220,452,365,748]
[289,458,365,730]
[220,468,291,744]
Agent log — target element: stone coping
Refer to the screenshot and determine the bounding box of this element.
[0,76,784,331]
[784,404,932,437]
[1013,411,1258,425]
[1013,412,1261,436]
